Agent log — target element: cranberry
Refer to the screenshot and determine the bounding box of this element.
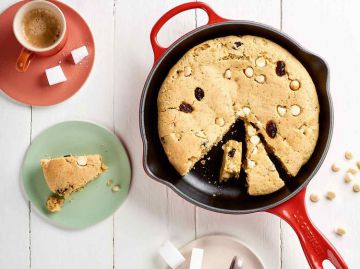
[228,148,236,157]
[266,120,277,138]
[179,102,193,113]
[194,87,204,101]
[276,61,286,76]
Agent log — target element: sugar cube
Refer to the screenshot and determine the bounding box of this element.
[45,65,66,86]
[71,45,89,64]
[189,248,204,269]
[158,241,185,269]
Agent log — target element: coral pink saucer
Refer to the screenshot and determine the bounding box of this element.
[0,0,95,106]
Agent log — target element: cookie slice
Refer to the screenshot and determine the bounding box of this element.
[219,140,242,182]
[40,154,108,197]
[244,124,285,196]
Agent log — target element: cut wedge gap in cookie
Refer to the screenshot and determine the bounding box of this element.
[244,124,285,196]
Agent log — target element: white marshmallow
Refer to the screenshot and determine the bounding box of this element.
[45,65,66,86]
[189,248,204,269]
[158,241,185,269]
[71,45,89,64]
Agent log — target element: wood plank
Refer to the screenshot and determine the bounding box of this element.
[195,1,282,269]
[0,2,31,269]
[0,98,31,268]
[282,1,360,268]
[113,0,196,268]
[30,0,114,268]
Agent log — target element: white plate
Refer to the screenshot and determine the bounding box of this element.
[173,235,265,269]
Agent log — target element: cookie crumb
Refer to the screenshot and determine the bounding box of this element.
[344,172,354,184]
[345,151,353,160]
[200,160,206,165]
[107,179,113,187]
[326,191,336,200]
[356,161,360,170]
[112,185,121,192]
[348,167,358,175]
[310,193,320,203]
[353,183,360,192]
[331,163,341,172]
[46,195,64,213]
[335,227,346,236]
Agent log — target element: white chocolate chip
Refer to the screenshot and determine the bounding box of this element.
[184,66,192,77]
[335,227,346,236]
[348,167,358,175]
[269,165,276,172]
[236,110,245,117]
[247,126,257,136]
[247,160,256,168]
[170,132,182,141]
[244,67,254,78]
[353,183,360,192]
[331,163,341,172]
[344,172,354,183]
[242,106,251,116]
[255,75,266,84]
[290,105,301,116]
[112,184,121,192]
[277,106,286,117]
[255,56,266,68]
[299,125,306,134]
[215,117,225,127]
[290,80,301,91]
[195,130,206,139]
[326,191,336,200]
[76,156,87,166]
[224,69,232,79]
[345,151,353,160]
[250,135,260,145]
[310,193,320,203]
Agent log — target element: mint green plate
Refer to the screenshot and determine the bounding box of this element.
[22,121,131,229]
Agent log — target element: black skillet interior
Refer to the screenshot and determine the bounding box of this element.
[140,22,331,213]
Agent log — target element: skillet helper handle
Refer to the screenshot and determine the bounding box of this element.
[267,188,348,269]
[150,2,225,62]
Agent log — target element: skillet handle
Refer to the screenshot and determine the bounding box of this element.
[150,2,225,62]
[267,188,348,269]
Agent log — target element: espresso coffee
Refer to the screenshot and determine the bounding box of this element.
[22,8,61,48]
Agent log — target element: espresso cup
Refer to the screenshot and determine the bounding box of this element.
[13,0,67,72]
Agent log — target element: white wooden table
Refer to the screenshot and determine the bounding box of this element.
[1,0,359,268]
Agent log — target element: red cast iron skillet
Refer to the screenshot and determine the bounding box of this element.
[139,2,347,269]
